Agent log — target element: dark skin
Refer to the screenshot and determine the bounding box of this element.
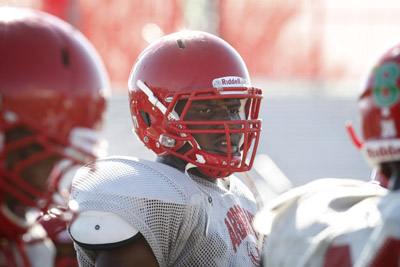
[4,127,60,218]
[95,235,158,267]
[158,98,243,183]
[94,98,243,266]
[4,128,78,265]
[54,242,80,266]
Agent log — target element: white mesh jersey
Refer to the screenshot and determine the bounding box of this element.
[256,178,400,267]
[68,156,262,267]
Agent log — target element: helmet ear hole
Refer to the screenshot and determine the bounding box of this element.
[139,110,151,127]
[61,48,70,68]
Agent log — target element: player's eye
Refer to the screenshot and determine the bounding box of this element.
[229,108,240,114]
[199,108,212,113]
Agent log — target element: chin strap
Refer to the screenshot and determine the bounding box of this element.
[184,162,197,176]
[241,171,264,209]
[240,171,265,251]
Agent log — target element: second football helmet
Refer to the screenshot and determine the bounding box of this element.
[0,7,110,237]
[347,41,400,181]
[128,31,262,178]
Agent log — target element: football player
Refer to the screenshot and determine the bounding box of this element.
[253,40,400,266]
[0,7,110,266]
[67,30,264,266]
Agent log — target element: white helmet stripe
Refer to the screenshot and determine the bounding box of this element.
[137,79,167,114]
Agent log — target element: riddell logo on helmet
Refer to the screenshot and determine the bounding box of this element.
[222,78,241,85]
[212,76,248,88]
[366,146,400,158]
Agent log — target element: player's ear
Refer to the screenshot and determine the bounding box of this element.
[139,110,151,127]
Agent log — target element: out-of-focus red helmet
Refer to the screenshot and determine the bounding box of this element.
[128,31,262,178]
[0,7,110,236]
[347,41,400,186]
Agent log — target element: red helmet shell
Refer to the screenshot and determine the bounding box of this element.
[0,7,109,139]
[128,31,262,178]
[359,43,400,167]
[0,7,110,236]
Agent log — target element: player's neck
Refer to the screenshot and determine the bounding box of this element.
[187,168,218,184]
[156,155,186,172]
[156,155,218,184]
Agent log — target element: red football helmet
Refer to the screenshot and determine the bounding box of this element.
[0,7,110,237]
[347,41,400,185]
[128,31,262,178]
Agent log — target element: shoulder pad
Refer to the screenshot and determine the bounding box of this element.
[69,210,138,245]
[253,178,383,235]
[71,156,200,205]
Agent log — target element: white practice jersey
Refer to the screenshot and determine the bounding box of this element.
[68,156,263,267]
[254,178,400,267]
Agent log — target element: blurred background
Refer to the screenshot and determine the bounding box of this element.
[3,0,399,188]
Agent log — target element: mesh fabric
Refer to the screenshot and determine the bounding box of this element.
[261,178,395,267]
[68,156,261,267]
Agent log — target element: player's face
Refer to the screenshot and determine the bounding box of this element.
[3,127,60,218]
[176,98,244,155]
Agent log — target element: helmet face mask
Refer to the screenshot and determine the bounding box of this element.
[1,120,104,213]
[0,7,110,236]
[129,31,263,178]
[164,87,261,178]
